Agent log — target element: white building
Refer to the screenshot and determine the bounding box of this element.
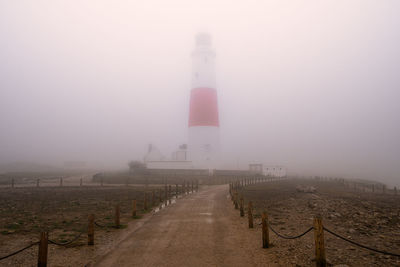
[144,144,193,169]
[264,166,287,177]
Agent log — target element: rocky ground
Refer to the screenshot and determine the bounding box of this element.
[1,179,399,266]
[237,178,400,266]
[0,185,166,266]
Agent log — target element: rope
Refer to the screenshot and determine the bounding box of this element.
[323,227,400,257]
[269,225,313,239]
[48,227,86,246]
[0,242,39,261]
[94,221,107,228]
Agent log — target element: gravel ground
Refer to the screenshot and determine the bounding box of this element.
[0,185,170,266]
[236,178,400,266]
[2,180,399,266]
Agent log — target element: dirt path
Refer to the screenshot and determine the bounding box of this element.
[94,185,274,267]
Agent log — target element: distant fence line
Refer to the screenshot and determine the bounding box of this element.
[4,176,207,188]
[229,177,400,267]
[228,175,398,195]
[4,174,397,195]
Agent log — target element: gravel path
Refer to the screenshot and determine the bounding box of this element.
[94,185,274,267]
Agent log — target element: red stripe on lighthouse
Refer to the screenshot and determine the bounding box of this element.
[189,87,219,127]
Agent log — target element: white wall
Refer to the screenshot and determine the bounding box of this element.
[146,161,193,169]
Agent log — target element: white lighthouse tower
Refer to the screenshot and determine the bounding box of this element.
[188,33,220,169]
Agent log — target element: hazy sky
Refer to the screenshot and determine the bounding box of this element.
[1,1,399,185]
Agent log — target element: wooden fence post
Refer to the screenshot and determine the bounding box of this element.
[191,181,194,193]
[395,187,397,195]
[115,204,120,228]
[234,192,239,209]
[88,214,94,245]
[164,185,168,206]
[80,178,83,187]
[144,192,148,210]
[262,211,269,248]
[101,177,103,187]
[248,201,253,228]
[60,177,63,187]
[152,190,155,207]
[11,178,14,188]
[313,216,326,267]
[38,232,48,267]
[37,179,40,187]
[132,199,137,217]
[176,184,178,198]
[240,196,244,217]
[168,185,172,204]
[159,190,163,209]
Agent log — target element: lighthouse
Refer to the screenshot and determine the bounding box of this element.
[188,33,220,169]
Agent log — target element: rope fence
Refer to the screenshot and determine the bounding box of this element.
[94,221,107,228]
[48,227,86,246]
[0,180,200,266]
[229,177,400,267]
[0,242,39,261]
[269,225,314,240]
[323,227,400,257]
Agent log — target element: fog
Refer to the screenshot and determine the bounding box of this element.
[1,1,399,185]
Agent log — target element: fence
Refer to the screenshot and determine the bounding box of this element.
[3,176,202,188]
[3,174,398,196]
[0,180,199,266]
[3,173,274,188]
[229,177,400,267]
[229,176,398,197]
